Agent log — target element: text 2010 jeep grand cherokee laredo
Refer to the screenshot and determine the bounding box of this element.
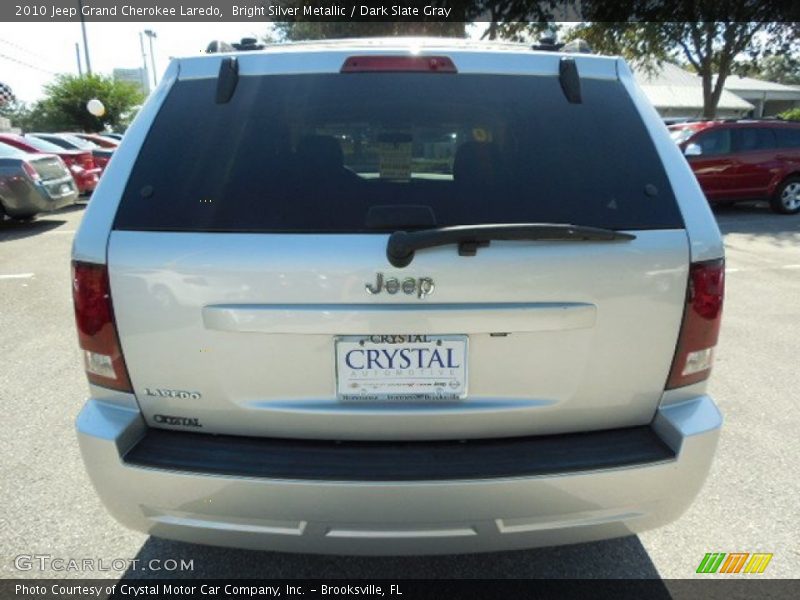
[73,38,724,555]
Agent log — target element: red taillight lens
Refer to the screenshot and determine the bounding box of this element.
[341,55,457,73]
[666,259,725,389]
[21,161,40,181]
[72,261,132,392]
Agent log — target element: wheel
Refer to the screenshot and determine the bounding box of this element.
[770,177,800,214]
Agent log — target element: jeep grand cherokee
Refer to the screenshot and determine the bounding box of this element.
[73,38,724,555]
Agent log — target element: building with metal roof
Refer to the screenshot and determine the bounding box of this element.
[720,75,800,117]
[634,62,754,120]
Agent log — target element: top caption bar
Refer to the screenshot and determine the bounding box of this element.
[7,1,466,22]
[2,0,798,22]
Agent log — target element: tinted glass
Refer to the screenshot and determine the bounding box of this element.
[60,134,98,149]
[693,129,732,156]
[33,135,73,150]
[115,73,683,232]
[0,142,27,158]
[775,127,800,148]
[732,127,776,152]
[35,134,94,150]
[22,135,66,153]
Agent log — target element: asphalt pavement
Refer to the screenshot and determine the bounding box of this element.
[0,202,797,580]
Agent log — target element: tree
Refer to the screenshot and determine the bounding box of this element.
[29,74,144,133]
[737,54,800,85]
[0,101,32,130]
[568,20,796,118]
[472,1,797,119]
[562,0,798,119]
[780,107,800,121]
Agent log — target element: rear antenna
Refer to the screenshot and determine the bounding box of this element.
[559,57,582,104]
[215,56,238,104]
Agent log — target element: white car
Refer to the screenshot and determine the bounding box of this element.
[73,38,724,555]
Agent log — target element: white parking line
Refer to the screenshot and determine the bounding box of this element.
[0,273,34,280]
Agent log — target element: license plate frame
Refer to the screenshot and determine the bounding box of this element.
[335,334,468,402]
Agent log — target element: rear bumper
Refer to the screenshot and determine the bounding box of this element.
[1,177,76,217]
[76,396,721,555]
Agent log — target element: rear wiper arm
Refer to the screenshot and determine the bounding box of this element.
[386,223,636,268]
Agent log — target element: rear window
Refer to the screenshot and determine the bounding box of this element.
[114,72,683,232]
[0,142,27,158]
[22,135,65,153]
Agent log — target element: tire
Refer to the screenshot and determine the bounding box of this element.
[770,177,800,215]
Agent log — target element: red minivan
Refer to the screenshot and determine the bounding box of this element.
[669,120,800,214]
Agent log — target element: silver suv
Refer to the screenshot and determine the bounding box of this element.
[73,38,724,555]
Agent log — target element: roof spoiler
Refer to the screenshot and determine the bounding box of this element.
[215,57,238,104]
[559,57,582,104]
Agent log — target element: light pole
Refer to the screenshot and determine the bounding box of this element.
[76,0,91,74]
[138,32,150,94]
[75,42,82,76]
[144,29,158,88]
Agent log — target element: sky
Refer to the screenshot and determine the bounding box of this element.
[1,22,269,103]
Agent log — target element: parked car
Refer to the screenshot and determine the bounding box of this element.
[99,133,123,142]
[73,132,120,148]
[0,143,77,220]
[28,133,114,172]
[669,119,800,214]
[0,133,101,195]
[73,39,724,555]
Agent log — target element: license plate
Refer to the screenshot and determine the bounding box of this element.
[335,335,468,401]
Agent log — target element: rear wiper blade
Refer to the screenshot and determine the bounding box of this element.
[386,223,636,268]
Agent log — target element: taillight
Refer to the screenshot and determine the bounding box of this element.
[341,55,457,73]
[21,161,40,181]
[72,261,132,392]
[666,259,725,389]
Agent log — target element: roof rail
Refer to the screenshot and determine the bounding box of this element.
[718,116,786,123]
[233,38,265,52]
[531,36,593,54]
[532,35,562,52]
[206,38,264,54]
